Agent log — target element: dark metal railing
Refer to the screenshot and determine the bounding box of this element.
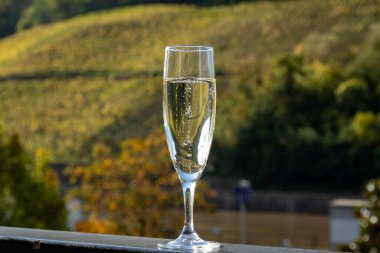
[0,226,338,253]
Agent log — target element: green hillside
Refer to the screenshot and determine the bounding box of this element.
[0,0,379,163]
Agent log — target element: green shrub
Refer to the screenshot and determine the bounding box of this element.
[0,126,67,229]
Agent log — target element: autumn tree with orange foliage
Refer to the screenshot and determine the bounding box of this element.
[66,130,215,237]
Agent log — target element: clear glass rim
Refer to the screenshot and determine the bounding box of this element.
[165,45,213,52]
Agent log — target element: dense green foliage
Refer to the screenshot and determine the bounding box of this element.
[0,1,380,191]
[16,0,88,31]
[0,126,67,229]
[339,179,380,252]
[0,0,31,37]
[214,26,380,191]
[0,0,265,37]
[15,0,154,32]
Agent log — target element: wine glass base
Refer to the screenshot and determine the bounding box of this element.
[158,233,220,252]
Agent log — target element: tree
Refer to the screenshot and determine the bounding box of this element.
[224,25,380,191]
[335,78,370,115]
[347,24,380,89]
[16,0,89,31]
[0,127,67,229]
[230,55,343,190]
[0,0,31,37]
[14,0,250,33]
[339,178,380,252]
[66,130,215,237]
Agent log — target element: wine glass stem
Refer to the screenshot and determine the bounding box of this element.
[181,180,196,234]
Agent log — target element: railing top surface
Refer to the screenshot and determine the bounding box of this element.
[0,226,338,253]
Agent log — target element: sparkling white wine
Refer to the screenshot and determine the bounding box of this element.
[163,77,216,174]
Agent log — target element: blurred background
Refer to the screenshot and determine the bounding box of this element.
[0,0,379,252]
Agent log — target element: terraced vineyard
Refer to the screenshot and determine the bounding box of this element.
[0,0,379,163]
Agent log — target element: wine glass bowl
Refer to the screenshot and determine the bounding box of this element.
[158,46,219,252]
[165,77,216,175]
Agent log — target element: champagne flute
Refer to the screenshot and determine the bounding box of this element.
[158,46,220,252]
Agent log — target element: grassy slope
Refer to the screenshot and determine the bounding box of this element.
[0,0,379,163]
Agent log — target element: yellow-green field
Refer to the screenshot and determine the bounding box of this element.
[0,0,379,163]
